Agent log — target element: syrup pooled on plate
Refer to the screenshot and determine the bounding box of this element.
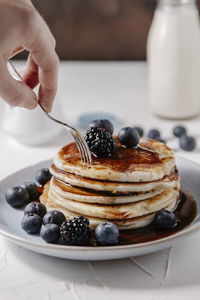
[117,190,197,246]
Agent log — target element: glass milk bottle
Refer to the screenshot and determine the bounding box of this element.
[147,0,200,119]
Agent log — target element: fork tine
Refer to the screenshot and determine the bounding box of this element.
[75,134,87,164]
[78,140,87,164]
[81,142,90,164]
[73,134,84,163]
[81,138,92,164]
[75,131,92,164]
[76,135,88,164]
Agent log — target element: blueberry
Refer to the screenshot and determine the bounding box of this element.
[118,127,140,148]
[43,210,66,226]
[173,125,186,138]
[147,129,160,139]
[21,213,42,234]
[21,182,39,200]
[89,119,114,135]
[40,224,60,243]
[35,168,52,186]
[179,135,196,151]
[95,222,119,246]
[154,210,177,229]
[5,186,29,208]
[133,126,144,137]
[24,201,46,218]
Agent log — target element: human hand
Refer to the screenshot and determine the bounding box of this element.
[0,0,59,112]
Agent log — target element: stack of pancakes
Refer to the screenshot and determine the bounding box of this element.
[40,138,180,230]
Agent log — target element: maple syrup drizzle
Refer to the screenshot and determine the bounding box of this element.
[61,141,162,173]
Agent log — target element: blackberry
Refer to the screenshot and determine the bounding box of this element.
[60,216,91,245]
[85,127,116,158]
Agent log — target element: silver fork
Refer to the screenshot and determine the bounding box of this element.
[8,61,92,165]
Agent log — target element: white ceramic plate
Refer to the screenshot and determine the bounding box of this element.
[0,156,200,261]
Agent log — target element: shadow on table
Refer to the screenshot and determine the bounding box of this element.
[5,234,200,291]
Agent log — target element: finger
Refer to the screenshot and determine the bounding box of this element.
[40,17,56,49]
[30,46,59,112]
[43,20,56,49]
[30,3,56,49]
[0,60,37,109]
[23,53,39,89]
[23,11,59,112]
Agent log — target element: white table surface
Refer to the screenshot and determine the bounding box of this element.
[0,61,200,300]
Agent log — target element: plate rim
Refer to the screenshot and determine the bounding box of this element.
[0,155,200,253]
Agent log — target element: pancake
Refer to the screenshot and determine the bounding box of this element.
[47,186,179,220]
[40,182,178,230]
[54,138,175,182]
[50,164,179,193]
[50,176,165,204]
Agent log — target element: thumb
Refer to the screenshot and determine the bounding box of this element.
[0,61,38,109]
